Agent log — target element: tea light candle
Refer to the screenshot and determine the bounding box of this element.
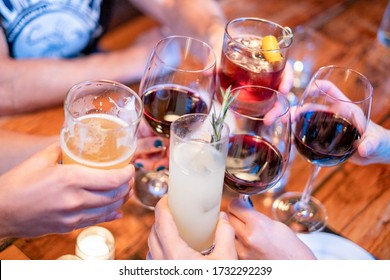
[76,226,115,260]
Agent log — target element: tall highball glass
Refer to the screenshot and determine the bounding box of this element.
[168,113,230,255]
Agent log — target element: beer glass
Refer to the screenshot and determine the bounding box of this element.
[61,80,143,169]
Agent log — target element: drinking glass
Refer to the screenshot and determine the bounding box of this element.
[60,80,143,169]
[218,17,293,195]
[168,113,230,254]
[272,65,373,233]
[224,85,291,203]
[135,35,217,209]
[217,17,293,103]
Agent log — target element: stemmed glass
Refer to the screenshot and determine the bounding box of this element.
[224,85,291,203]
[217,17,293,195]
[134,35,217,209]
[272,65,373,233]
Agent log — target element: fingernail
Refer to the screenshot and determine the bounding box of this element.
[154,139,163,148]
[247,197,254,207]
[364,142,373,156]
[156,165,166,171]
[220,211,228,220]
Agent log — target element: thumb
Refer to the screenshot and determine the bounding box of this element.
[34,142,62,165]
[210,211,237,259]
[13,142,62,172]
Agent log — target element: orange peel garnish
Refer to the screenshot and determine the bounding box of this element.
[261,35,282,63]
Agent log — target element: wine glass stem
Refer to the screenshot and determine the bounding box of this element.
[299,164,321,207]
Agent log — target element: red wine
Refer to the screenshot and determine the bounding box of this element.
[142,85,209,137]
[294,111,361,166]
[224,134,283,195]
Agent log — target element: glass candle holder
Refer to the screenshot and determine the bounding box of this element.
[75,226,115,260]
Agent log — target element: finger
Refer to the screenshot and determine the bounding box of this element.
[210,212,237,259]
[153,196,192,257]
[147,224,164,260]
[75,210,123,229]
[83,182,131,208]
[227,197,256,222]
[234,238,250,260]
[279,61,294,95]
[263,99,289,126]
[152,157,169,172]
[69,198,127,228]
[137,118,155,138]
[227,209,248,245]
[61,164,135,192]
[17,142,62,171]
[134,136,167,158]
[134,156,169,172]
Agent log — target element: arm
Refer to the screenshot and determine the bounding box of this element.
[0,143,134,239]
[129,0,227,58]
[0,27,152,116]
[228,198,317,260]
[0,130,58,174]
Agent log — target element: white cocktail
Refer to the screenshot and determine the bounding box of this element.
[168,114,229,254]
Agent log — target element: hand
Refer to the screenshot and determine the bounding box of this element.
[228,198,316,260]
[135,119,170,171]
[147,195,237,260]
[350,121,390,165]
[278,61,294,95]
[0,143,134,239]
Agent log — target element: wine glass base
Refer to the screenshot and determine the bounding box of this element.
[272,191,328,233]
[134,169,169,210]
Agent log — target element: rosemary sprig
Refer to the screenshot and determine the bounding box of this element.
[211,86,238,142]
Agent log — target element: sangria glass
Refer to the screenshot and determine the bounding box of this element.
[135,35,217,209]
[224,85,291,203]
[168,113,230,254]
[60,80,143,169]
[218,17,293,103]
[272,65,373,233]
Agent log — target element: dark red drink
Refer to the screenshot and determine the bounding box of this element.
[217,36,285,103]
[294,110,361,166]
[142,84,209,138]
[224,134,283,195]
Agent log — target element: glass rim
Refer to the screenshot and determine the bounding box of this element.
[64,79,143,130]
[170,113,230,144]
[229,85,291,121]
[225,17,294,50]
[312,65,374,104]
[153,35,217,73]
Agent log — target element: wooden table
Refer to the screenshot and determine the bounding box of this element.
[0,0,389,260]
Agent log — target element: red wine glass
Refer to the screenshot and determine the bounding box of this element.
[134,35,217,209]
[272,65,373,233]
[224,85,291,203]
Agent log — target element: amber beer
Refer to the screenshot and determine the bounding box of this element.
[61,114,136,169]
[60,80,143,169]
